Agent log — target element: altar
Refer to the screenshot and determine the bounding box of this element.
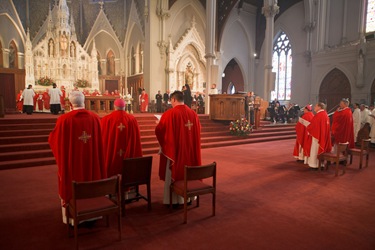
[209,94,246,121]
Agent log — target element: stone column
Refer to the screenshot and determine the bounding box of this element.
[262,0,279,100]
[205,0,216,114]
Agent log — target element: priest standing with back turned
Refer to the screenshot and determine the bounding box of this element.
[101,98,143,177]
[48,90,106,224]
[155,90,201,205]
[331,98,355,149]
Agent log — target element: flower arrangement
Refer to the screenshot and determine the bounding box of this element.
[229,118,253,136]
[75,79,90,88]
[36,76,55,86]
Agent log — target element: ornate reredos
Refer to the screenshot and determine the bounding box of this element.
[167,16,206,92]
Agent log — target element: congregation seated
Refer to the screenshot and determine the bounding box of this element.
[268,101,287,123]
[286,103,300,123]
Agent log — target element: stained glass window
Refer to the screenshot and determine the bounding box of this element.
[271,32,292,101]
[366,0,375,33]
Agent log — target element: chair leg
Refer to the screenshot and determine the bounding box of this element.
[183,195,188,224]
[196,195,200,207]
[121,190,126,217]
[335,161,339,177]
[349,154,353,164]
[212,192,216,217]
[359,154,363,169]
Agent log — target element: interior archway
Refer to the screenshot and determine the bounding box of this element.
[319,68,351,112]
[222,59,244,94]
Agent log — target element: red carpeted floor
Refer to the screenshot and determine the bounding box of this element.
[0,139,374,250]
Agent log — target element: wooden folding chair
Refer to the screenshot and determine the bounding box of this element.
[348,139,371,169]
[318,142,349,176]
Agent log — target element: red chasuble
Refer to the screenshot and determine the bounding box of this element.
[48,109,106,205]
[16,93,23,112]
[156,105,202,181]
[60,90,66,107]
[140,93,149,112]
[43,91,50,109]
[331,107,355,148]
[307,110,332,155]
[293,111,314,157]
[101,110,143,177]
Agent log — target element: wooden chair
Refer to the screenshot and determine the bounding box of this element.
[170,162,216,224]
[67,175,122,250]
[122,156,153,216]
[318,142,349,176]
[348,139,371,169]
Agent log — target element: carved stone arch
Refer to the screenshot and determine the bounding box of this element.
[319,68,351,112]
[222,58,245,94]
[9,40,18,69]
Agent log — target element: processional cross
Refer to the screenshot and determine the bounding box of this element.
[78,131,91,143]
[185,120,193,130]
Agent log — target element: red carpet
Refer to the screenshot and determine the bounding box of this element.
[0,139,374,249]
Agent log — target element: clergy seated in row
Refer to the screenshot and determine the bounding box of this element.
[268,101,287,124]
[101,98,143,177]
[331,98,355,150]
[48,91,106,224]
[286,103,301,123]
[155,91,202,205]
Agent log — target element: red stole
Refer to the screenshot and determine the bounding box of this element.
[48,109,106,205]
[331,107,355,148]
[156,105,201,181]
[101,110,143,177]
[307,110,332,155]
[293,111,314,157]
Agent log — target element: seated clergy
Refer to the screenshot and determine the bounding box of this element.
[48,90,106,224]
[101,98,143,177]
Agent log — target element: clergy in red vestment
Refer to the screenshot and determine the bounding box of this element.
[101,98,143,177]
[36,91,44,112]
[306,102,332,169]
[43,88,50,110]
[331,98,355,149]
[140,89,149,113]
[48,90,106,224]
[60,86,65,113]
[293,105,314,162]
[155,90,201,205]
[16,90,23,113]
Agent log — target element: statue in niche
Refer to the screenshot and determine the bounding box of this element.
[9,44,15,68]
[48,39,54,57]
[70,42,75,58]
[107,52,115,75]
[357,49,364,87]
[60,33,68,56]
[185,62,194,89]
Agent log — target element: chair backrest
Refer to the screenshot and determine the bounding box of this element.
[361,139,371,151]
[72,175,121,200]
[122,156,153,187]
[337,142,349,157]
[185,162,216,182]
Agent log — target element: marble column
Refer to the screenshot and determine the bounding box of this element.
[262,0,279,100]
[205,0,216,114]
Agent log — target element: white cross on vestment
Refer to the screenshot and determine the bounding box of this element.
[78,131,91,143]
[118,123,125,131]
[185,120,193,130]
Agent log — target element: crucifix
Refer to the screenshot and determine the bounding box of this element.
[185,120,193,130]
[117,123,125,131]
[78,131,91,143]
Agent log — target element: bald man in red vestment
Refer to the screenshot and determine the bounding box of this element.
[306,102,332,170]
[49,90,106,224]
[155,90,201,205]
[293,105,314,162]
[331,99,355,149]
[101,98,143,177]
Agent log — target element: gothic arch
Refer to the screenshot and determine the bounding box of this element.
[9,40,18,69]
[319,68,351,112]
[222,58,245,94]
